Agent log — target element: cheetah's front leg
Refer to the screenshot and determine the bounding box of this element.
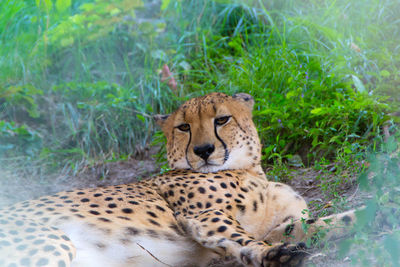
[177,209,307,267]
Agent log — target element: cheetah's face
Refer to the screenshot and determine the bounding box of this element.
[155,93,261,172]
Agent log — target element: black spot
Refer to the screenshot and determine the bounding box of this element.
[217,226,227,232]
[196,202,203,208]
[126,227,140,235]
[61,235,70,241]
[90,204,99,208]
[220,183,227,189]
[16,244,27,250]
[89,210,100,215]
[147,229,158,238]
[43,245,56,251]
[122,208,133,214]
[168,190,174,197]
[148,219,161,226]
[216,198,223,203]
[117,216,131,221]
[211,218,220,223]
[224,193,232,198]
[147,211,158,218]
[33,239,45,245]
[28,249,38,256]
[80,198,90,203]
[20,258,30,266]
[48,234,60,240]
[104,197,113,201]
[36,258,49,266]
[206,202,212,208]
[237,205,246,211]
[98,218,111,222]
[207,230,215,236]
[236,238,244,245]
[129,201,139,205]
[253,201,258,212]
[60,244,70,251]
[156,205,166,212]
[198,187,206,194]
[209,186,217,192]
[108,203,117,208]
[230,182,237,188]
[223,219,233,225]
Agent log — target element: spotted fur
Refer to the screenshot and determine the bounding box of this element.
[0,93,356,267]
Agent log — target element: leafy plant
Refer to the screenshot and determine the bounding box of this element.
[338,135,400,265]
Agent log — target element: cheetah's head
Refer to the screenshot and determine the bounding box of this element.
[155,92,261,172]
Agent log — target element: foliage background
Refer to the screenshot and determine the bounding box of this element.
[0,0,399,265]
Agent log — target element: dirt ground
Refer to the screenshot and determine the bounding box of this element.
[0,153,364,267]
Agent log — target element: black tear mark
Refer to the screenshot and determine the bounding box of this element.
[214,122,229,163]
[185,130,193,169]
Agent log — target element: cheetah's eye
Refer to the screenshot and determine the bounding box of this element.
[176,123,190,132]
[215,116,231,126]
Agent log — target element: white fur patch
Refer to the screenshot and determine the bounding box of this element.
[58,221,215,267]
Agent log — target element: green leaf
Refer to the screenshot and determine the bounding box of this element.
[310,107,326,115]
[136,114,145,123]
[55,0,71,12]
[352,75,366,93]
[36,0,53,11]
[380,70,391,78]
[161,0,170,10]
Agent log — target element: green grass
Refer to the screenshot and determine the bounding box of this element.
[1,0,396,169]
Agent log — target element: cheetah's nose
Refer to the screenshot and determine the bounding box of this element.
[193,144,215,161]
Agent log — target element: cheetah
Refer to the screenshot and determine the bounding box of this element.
[0,92,356,267]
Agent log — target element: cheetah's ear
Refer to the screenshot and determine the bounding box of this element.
[232,93,254,110]
[154,114,170,128]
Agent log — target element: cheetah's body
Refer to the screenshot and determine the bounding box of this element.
[0,93,355,267]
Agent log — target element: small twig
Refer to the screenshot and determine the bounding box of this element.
[347,184,359,202]
[136,242,173,267]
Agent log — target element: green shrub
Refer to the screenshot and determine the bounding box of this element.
[338,135,400,265]
[166,1,389,165]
